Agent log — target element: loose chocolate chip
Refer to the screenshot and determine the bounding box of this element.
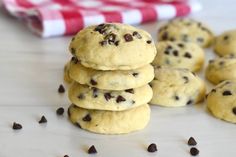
[125,89,134,94]
[164,50,169,55]
[116,95,126,103]
[78,94,85,99]
[223,35,229,40]
[146,40,152,44]
[211,89,216,92]
[83,114,91,122]
[177,43,184,48]
[184,52,192,58]
[100,40,108,46]
[64,155,69,157]
[104,93,113,101]
[222,90,232,96]
[88,145,97,154]
[197,37,204,43]
[70,48,75,55]
[187,100,193,105]
[56,107,64,115]
[12,122,22,130]
[132,31,142,39]
[124,33,133,42]
[147,143,157,153]
[183,76,189,83]
[132,72,139,77]
[175,96,179,100]
[232,107,236,115]
[190,147,199,156]
[162,32,168,40]
[90,79,97,86]
[38,116,47,124]
[173,50,179,56]
[92,87,98,98]
[188,137,197,146]
[75,122,81,128]
[58,84,65,93]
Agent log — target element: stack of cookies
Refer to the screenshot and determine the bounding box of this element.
[66,23,157,134]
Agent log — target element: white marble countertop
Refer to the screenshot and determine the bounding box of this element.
[0,0,236,157]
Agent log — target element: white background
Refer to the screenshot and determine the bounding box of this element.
[0,0,236,157]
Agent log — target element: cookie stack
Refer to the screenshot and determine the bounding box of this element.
[66,23,157,134]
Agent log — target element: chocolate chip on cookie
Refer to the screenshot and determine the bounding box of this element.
[177,43,184,48]
[132,72,139,77]
[88,145,97,154]
[124,33,133,42]
[75,122,81,128]
[56,107,65,115]
[183,76,189,83]
[184,52,192,58]
[186,99,193,105]
[92,87,98,98]
[232,107,236,115]
[222,90,232,96]
[125,89,134,94]
[175,95,180,100]
[83,114,92,122]
[58,84,65,93]
[70,48,75,55]
[12,122,22,130]
[78,93,85,99]
[90,79,98,86]
[223,35,229,40]
[104,92,113,101]
[133,31,142,39]
[211,89,216,92]
[99,40,108,46]
[173,50,179,56]
[146,40,152,44]
[147,143,157,153]
[162,32,168,40]
[38,116,47,124]
[116,95,126,103]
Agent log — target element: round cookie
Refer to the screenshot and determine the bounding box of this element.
[205,54,236,84]
[214,29,236,56]
[158,18,214,47]
[152,41,204,72]
[68,82,153,111]
[69,23,156,70]
[69,57,154,90]
[64,61,73,83]
[150,66,206,107]
[206,80,236,123]
[68,104,150,134]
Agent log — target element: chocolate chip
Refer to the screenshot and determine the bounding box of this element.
[132,72,139,77]
[183,76,189,83]
[132,100,135,104]
[64,155,69,157]
[190,147,199,156]
[175,96,179,100]
[184,52,192,58]
[38,116,47,124]
[173,50,178,56]
[106,33,117,44]
[197,37,204,43]
[90,79,97,86]
[70,48,75,55]
[124,33,133,42]
[83,114,91,122]
[58,84,65,93]
[116,95,126,103]
[71,56,78,64]
[223,35,229,40]
[211,89,216,92]
[88,145,97,154]
[71,37,75,41]
[170,37,176,41]
[222,90,232,96]
[67,107,71,117]
[92,87,98,98]
[100,40,108,46]
[188,137,197,146]
[186,99,193,105]
[178,43,184,48]
[209,60,214,63]
[56,107,64,115]
[232,107,236,115]
[164,50,169,55]
[12,122,22,130]
[146,40,152,44]
[94,23,106,34]
[162,32,168,40]
[167,45,172,50]
[125,89,134,94]
[114,41,119,46]
[147,143,157,153]
[104,93,113,101]
[78,93,85,99]
[219,61,224,65]
[132,31,142,39]
[75,122,81,128]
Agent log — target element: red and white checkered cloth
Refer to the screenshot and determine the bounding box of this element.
[2,0,202,38]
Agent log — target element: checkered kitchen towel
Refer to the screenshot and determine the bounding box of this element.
[2,0,202,38]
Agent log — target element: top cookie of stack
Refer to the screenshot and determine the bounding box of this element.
[69,23,156,70]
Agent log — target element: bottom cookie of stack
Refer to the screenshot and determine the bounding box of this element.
[68,104,150,134]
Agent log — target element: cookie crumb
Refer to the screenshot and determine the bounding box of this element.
[88,145,97,154]
[188,137,197,146]
[38,116,47,124]
[147,143,157,153]
[56,107,65,115]
[190,147,199,156]
[12,122,22,130]
[58,84,65,93]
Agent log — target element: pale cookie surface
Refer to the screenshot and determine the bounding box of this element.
[64,61,73,83]
[68,82,153,111]
[68,104,150,134]
[69,23,156,70]
[69,57,154,90]
[158,18,214,47]
[214,29,236,56]
[152,41,204,72]
[206,55,236,84]
[150,66,205,107]
[207,80,236,123]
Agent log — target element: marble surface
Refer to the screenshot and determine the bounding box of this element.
[0,0,236,157]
